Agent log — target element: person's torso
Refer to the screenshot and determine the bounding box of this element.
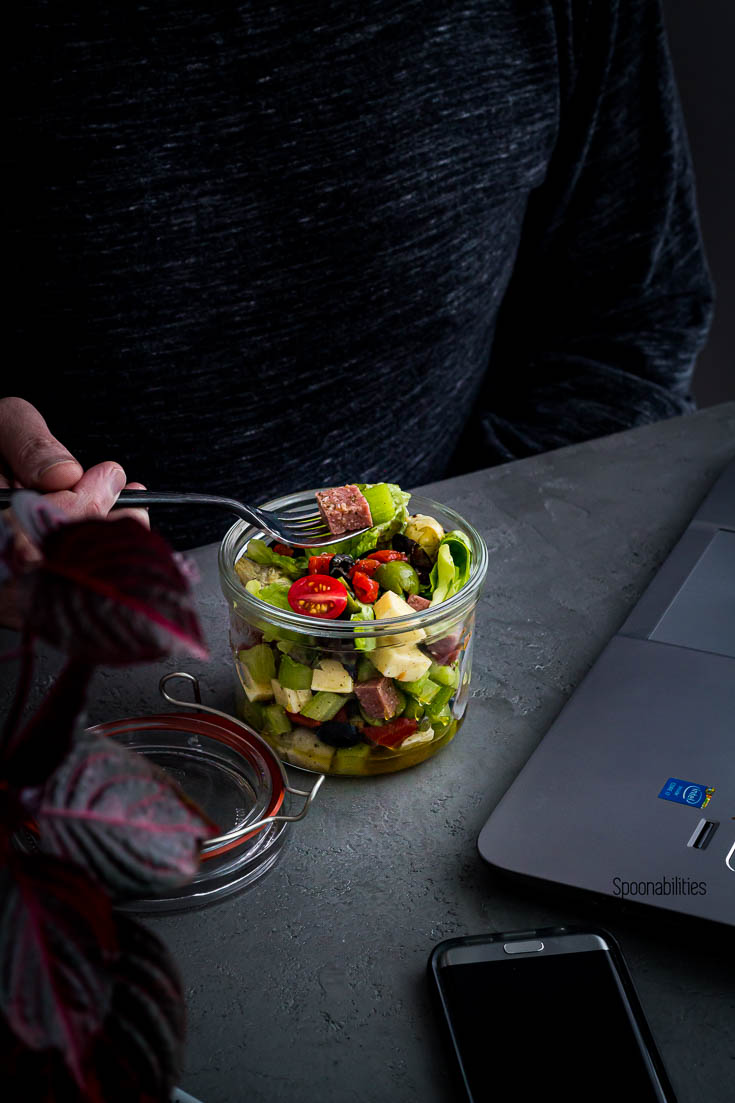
[11,1,559,546]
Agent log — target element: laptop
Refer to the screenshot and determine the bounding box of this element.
[477,456,735,926]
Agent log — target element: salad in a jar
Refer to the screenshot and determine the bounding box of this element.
[229,482,478,775]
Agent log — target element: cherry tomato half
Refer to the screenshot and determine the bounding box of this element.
[287,574,347,618]
[308,553,335,574]
[272,543,294,557]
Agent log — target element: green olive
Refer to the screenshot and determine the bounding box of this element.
[375,560,420,596]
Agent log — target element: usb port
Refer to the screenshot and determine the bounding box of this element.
[687,818,719,850]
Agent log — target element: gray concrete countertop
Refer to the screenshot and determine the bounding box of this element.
[3,404,735,1102]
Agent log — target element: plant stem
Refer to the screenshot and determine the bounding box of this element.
[0,629,35,753]
[4,658,94,786]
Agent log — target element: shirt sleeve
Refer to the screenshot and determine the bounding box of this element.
[468,0,714,465]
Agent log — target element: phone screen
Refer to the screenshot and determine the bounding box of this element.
[437,948,669,1102]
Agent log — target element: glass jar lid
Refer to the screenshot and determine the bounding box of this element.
[84,673,324,912]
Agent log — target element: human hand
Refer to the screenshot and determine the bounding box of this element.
[0,396,149,628]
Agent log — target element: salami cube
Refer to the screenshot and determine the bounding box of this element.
[354,676,402,720]
[406,594,431,612]
[316,485,373,535]
[426,630,462,665]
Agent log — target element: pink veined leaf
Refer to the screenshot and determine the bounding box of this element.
[0,914,187,1101]
[2,658,93,793]
[0,510,14,586]
[0,872,185,1100]
[172,550,201,585]
[88,914,185,1102]
[27,516,208,665]
[0,629,37,763]
[0,1014,77,1099]
[33,729,218,899]
[6,489,69,546]
[0,853,117,1097]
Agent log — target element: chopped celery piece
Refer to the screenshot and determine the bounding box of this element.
[262,703,292,737]
[262,622,300,645]
[429,660,459,687]
[431,707,454,733]
[356,655,377,682]
[425,684,454,718]
[400,672,431,697]
[238,644,276,685]
[417,679,442,706]
[350,601,376,650]
[278,653,313,691]
[359,483,395,525]
[358,705,386,727]
[402,697,425,721]
[400,672,442,705]
[352,626,376,652]
[300,691,347,722]
[245,579,262,596]
[237,697,265,730]
[289,644,318,666]
[331,743,372,775]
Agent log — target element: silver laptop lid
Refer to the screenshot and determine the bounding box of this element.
[477,457,735,926]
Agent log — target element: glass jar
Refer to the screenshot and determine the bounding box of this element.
[218,492,488,776]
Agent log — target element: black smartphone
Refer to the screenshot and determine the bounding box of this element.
[428,926,677,1103]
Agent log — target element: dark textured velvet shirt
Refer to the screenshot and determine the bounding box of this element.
[9,1,713,547]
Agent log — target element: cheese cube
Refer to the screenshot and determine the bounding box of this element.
[311,659,354,694]
[370,643,432,681]
[374,590,426,646]
[239,665,275,703]
[271,681,312,713]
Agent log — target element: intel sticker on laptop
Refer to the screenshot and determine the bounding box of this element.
[659,778,714,809]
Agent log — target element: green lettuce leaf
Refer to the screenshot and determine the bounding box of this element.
[246,578,293,612]
[351,603,376,651]
[428,530,472,606]
[245,579,301,643]
[245,539,308,579]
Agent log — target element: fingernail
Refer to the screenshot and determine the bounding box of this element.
[109,466,127,493]
[38,458,79,478]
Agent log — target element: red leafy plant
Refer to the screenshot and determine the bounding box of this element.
[0,492,216,1101]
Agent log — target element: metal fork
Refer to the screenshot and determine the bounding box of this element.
[0,488,368,548]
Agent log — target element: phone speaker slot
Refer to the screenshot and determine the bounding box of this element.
[503,939,545,954]
[686,818,719,850]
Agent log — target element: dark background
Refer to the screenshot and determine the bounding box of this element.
[663,0,734,406]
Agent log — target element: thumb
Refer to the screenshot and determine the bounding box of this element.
[0,397,83,490]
